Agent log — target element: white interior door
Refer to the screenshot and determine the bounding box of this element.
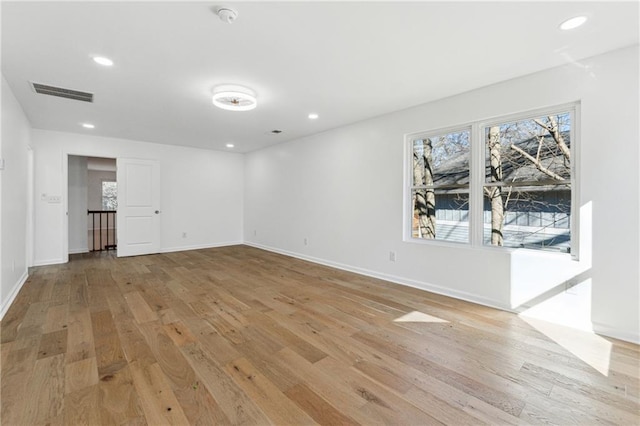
[116,158,161,257]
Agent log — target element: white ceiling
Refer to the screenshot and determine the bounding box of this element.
[2,1,638,153]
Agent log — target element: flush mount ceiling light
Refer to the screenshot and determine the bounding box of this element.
[560,16,587,30]
[81,123,95,129]
[92,56,114,66]
[226,143,235,148]
[308,113,319,120]
[212,85,257,111]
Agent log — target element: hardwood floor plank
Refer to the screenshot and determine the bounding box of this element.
[225,357,318,425]
[275,347,370,416]
[547,384,639,425]
[43,303,68,333]
[404,385,490,426]
[162,320,198,347]
[129,360,191,425]
[352,330,528,417]
[21,353,66,424]
[316,355,445,425]
[137,321,231,425]
[247,310,328,363]
[520,361,639,414]
[285,383,361,426]
[64,384,101,426]
[66,307,96,363]
[0,370,30,425]
[125,291,160,324]
[97,364,147,424]
[37,329,68,360]
[180,342,272,424]
[1,246,638,425]
[65,357,99,394]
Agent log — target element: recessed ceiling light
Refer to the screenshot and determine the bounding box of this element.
[560,16,587,30]
[92,56,114,66]
[81,123,95,129]
[226,143,235,148]
[212,85,257,111]
[308,113,319,120]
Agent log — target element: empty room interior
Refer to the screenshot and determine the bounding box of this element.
[1,1,639,425]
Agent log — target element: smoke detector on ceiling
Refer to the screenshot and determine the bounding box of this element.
[216,7,238,24]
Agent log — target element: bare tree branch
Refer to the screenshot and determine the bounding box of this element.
[534,116,571,161]
[510,144,564,181]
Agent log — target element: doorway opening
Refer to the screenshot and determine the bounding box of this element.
[67,156,117,257]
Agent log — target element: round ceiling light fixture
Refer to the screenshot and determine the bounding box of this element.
[212,85,257,111]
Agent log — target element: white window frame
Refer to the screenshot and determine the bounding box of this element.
[404,102,580,260]
[404,124,473,247]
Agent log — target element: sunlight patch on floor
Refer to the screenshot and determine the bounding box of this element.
[519,279,612,376]
[394,311,448,323]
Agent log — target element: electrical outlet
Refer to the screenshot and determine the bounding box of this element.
[254,230,257,236]
[389,251,396,262]
[304,237,308,246]
[182,232,187,238]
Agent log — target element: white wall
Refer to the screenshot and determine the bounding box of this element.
[32,130,244,264]
[244,46,639,343]
[1,75,31,317]
[68,156,88,253]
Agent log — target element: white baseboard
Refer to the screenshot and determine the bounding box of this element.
[160,241,243,254]
[244,242,509,312]
[593,322,640,345]
[0,271,29,320]
[33,258,65,266]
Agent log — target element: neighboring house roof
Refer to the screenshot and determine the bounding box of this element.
[426,132,571,188]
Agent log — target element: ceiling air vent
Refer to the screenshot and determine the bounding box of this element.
[30,82,94,103]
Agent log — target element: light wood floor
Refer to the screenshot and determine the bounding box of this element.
[1,245,638,425]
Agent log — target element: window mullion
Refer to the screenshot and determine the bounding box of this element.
[469,122,483,247]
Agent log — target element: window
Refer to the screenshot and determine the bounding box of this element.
[484,112,572,252]
[102,181,117,210]
[410,128,470,243]
[406,105,576,254]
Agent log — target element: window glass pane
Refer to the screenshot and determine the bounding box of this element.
[102,181,117,210]
[483,184,571,253]
[411,129,470,244]
[485,113,571,184]
[412,130,470,187]
[483,112,572,252]
[412,189,469,243]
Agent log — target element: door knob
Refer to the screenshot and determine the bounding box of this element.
[155,210,161,214]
